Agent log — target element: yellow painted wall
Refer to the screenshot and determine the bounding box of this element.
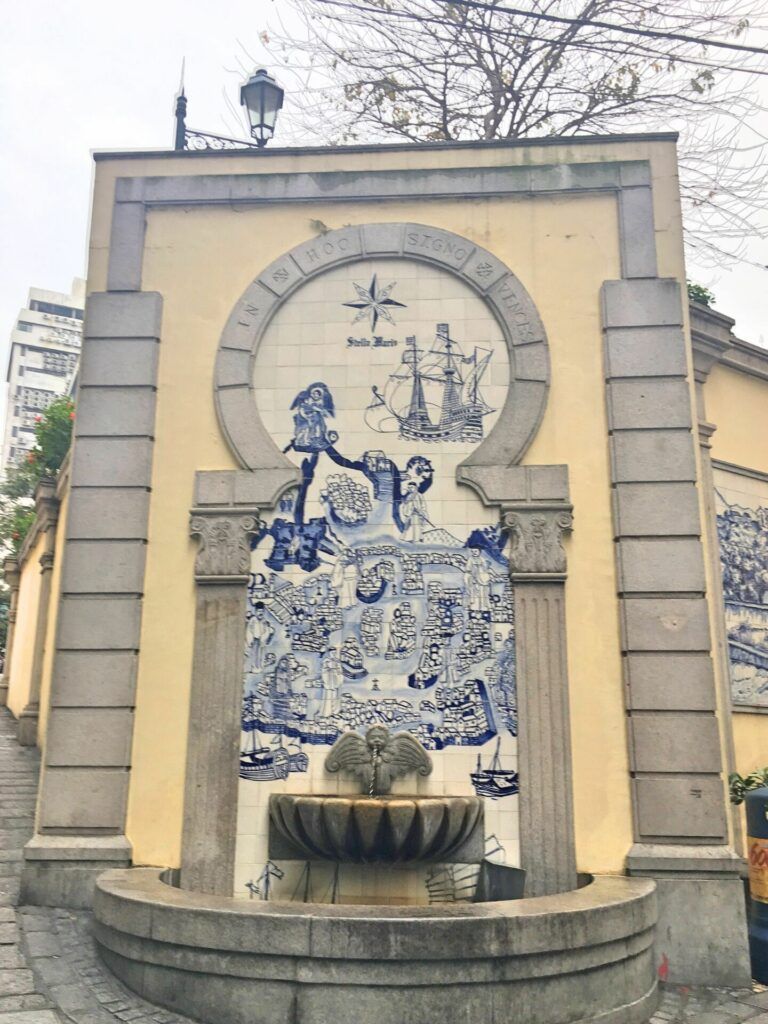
[6,530,46,719]
[705,363,768,780]
[82,138,687,873]
[37,486,69,747]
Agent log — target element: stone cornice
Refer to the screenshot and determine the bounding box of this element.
[689,301,735,384]
[16,477,61,570]
[92,130,679,163]
[722,337,768,383]
[2,557,20,590]
[459,464,569,507]
[690,300,768,384]
[55,448,72,499]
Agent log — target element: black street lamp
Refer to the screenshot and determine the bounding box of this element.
[240,69,285,148]
[173,67,285,151]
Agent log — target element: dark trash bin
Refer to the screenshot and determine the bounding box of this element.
[746,785,768,983]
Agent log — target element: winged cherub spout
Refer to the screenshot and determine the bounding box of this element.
[325,726,433,796]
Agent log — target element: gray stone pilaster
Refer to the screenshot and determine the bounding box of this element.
[21,291,162,908]
[459,464,576,897]
[689,302,742,856]
[505,506,577,896]
[601,278,750,985]
[181,509,260,895]
[0,557,21,707]
[18,479,60,747]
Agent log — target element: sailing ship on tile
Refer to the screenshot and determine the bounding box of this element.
[365,323,495,443]
[240,714,309,781]
[471,736,519,799]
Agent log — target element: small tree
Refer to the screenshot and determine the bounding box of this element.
[31,396,76,477]
[687,281,716,306]
[0,397,75,555]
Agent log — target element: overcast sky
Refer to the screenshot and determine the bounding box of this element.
[0,0,766,399]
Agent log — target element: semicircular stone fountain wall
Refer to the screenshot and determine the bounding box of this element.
[235,255,519,905]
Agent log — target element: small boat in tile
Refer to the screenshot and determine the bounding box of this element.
[470,737,519,799]
[240,729,307,781]
[239,744,291,782]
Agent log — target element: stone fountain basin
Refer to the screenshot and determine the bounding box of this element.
[269,792,484,863]
[93,869,658,1024]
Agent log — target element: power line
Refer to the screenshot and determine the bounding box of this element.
[302,0,768,81]
[308,0,768,59]
[430,0,768,57]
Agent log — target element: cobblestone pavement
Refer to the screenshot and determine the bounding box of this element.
[651,984,768,1024]
[2,707,768,1024]
[0,709,61,1023]
[0,709,193,1024]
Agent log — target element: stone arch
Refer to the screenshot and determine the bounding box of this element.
[214,223,549,476]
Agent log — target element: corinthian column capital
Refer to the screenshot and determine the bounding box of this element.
[189,512,260,582]
[503,506,573,578]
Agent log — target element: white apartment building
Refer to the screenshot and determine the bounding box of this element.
[0,279,85,475]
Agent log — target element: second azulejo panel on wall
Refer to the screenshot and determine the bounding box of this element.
[715,464,768,710]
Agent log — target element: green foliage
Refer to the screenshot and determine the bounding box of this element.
[32,396,75,476]
[0,588,8,652]
[1,461,36,502]
[0,396,74,555]
[687,281,716,306]
[729,768,768,805]
[0,505,36,556]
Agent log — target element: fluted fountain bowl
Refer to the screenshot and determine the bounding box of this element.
[269,793,483,863]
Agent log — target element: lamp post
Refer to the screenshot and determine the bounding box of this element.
[240,69,285,148]
[173,67,285,151]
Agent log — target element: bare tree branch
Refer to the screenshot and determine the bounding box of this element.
[257,0,768,263]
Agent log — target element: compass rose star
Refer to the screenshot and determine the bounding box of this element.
[343,274,407,331]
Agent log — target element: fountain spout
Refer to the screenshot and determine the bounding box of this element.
[324,725,432,795]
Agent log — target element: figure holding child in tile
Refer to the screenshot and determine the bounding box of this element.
[290,382,337,453]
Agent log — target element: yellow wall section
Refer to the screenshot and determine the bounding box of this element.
[706,363,768,781]
[37,487,69,747]
[707,365,768,474]
[96,139,685,872]
[6,531,46,719]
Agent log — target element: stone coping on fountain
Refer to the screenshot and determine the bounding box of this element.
[92,868,658,1024]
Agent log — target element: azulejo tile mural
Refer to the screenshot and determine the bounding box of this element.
[235,257,519,903]
[715,466,768,708]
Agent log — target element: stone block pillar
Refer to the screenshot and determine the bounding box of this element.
[689,303,742,855]
[0,558,21,708]
[505,507,577,896]
[181,510,259,895]
[601,278,750,986]
[21,290,162,908]
[18,478,60,747]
